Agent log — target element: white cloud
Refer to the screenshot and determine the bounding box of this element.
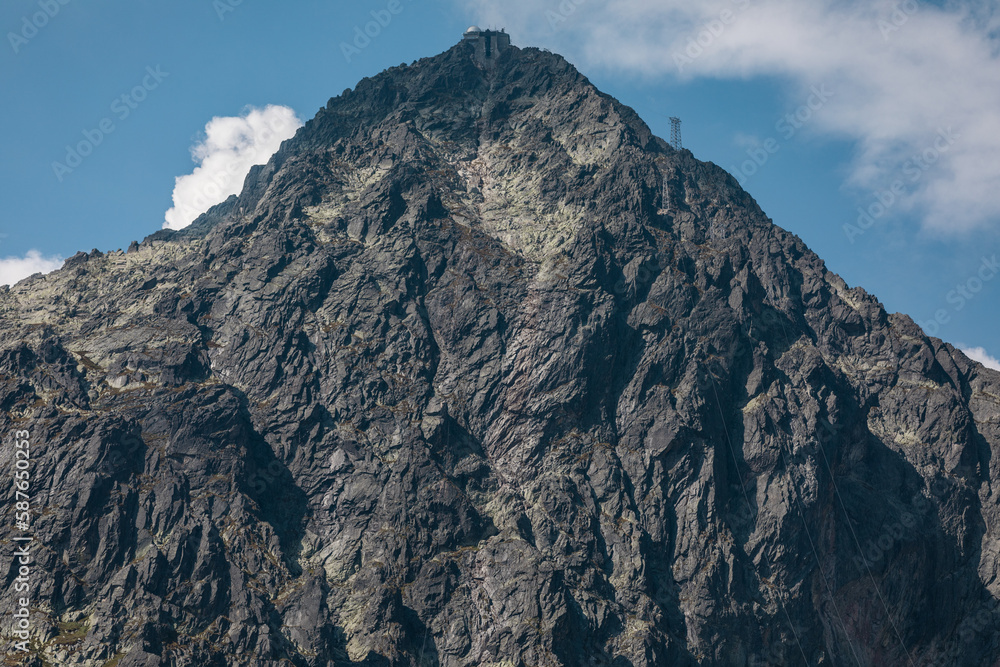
[0,250,64,287]
[164,105,302,230]
[961,346,1000,371]
[459,0,1000,233]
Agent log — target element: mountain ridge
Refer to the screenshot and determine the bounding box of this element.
[1,37,999,667]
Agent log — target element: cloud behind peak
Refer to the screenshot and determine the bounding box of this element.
[164,105,302,230]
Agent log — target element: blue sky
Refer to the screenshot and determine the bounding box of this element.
[1,0,998,367]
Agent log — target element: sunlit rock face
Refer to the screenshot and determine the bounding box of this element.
[1,37,998,667]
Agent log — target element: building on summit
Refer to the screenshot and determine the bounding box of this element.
[463,26,511,65]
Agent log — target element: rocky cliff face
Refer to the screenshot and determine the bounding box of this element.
[1,39,999,667]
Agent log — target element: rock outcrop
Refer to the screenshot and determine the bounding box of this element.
[1,38,998,666]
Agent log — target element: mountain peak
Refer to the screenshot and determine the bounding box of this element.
[2,35,999,667]
[168,37,671,265]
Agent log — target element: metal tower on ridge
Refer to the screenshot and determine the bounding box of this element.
[669,117,682,150]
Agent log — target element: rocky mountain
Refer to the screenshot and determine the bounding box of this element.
[1,35,999,667]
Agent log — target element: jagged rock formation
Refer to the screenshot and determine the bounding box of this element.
[1,38,999,667]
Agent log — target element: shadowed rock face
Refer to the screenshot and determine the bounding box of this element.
[1,39,998,667]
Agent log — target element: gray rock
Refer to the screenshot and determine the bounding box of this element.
[0,37,998,666]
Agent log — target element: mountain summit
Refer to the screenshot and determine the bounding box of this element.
[2,36,999,667]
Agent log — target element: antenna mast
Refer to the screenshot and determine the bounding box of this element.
[669,117,682,150]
